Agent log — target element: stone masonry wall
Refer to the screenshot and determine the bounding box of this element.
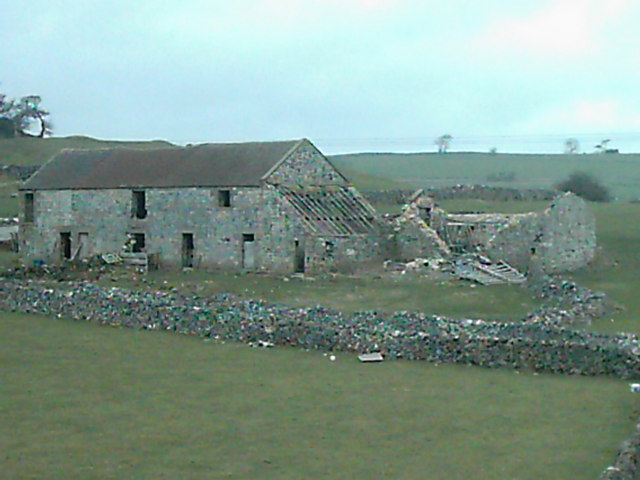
[266,140,346,186]
[18,187,311,273]
[485,193,596,274]
[18,184,384,274]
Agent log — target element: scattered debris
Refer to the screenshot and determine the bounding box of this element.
[358,352,384,363]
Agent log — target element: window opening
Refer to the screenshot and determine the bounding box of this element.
[218,189,231,207]
[132,190,147,219]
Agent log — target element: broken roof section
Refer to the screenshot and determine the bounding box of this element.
[276,185,379,235]
[22,139,311,190]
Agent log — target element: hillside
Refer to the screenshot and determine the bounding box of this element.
[330,151,640,201]
[0,136,175,166]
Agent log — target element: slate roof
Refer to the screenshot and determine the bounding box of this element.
[22,139,304,190]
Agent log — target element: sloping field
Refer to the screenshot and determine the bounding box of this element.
[0,312,635,480]
[332,152,640,201]
[0,135,174,166]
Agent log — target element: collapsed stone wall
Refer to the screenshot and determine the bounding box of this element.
[1,279,638,378]
[485,193,596,274]
[363,186,558,205]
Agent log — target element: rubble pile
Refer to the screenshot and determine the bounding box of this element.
[1,279,638,378]
[524,275,609,328]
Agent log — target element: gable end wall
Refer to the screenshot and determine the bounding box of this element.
[265,141,347,186]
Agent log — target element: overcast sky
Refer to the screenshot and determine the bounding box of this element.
[3,0,640,154]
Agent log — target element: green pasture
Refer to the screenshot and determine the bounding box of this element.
[332,151,640,201]
[1,312,636,480]
[93,269,539,322]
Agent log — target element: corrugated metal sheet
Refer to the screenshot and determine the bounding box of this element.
[23,140,303,190]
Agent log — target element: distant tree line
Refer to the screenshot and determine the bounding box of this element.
[0,92,52,138]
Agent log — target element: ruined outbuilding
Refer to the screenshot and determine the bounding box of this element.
[405,191,596,275]
[18,139,383,273]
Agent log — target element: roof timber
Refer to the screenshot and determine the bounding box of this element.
[276,185,379,236]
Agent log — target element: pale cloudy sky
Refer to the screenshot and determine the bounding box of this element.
[2,0,640,154]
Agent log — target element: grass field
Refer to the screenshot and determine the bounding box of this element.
[332,151,640,201]
[1,312,636,480]
[90,269,539,322]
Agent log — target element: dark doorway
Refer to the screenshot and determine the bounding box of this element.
[182,233,194,268]
[24,192,34,223]
[60,232,71,260]
[294,240,305,273]
[242,234,255,269]
[132,233,145,253]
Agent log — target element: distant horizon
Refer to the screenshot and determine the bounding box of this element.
[24,132,640,157]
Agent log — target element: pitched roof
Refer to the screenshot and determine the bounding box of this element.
[22,139,304,190]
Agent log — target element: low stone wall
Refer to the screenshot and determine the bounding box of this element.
[363,186,558,205]
[601,423,640,479]
[0,279,638,379]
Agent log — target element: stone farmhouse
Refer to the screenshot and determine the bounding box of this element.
[18,139,384,273]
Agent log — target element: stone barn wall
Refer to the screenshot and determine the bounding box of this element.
[485,193,596,274]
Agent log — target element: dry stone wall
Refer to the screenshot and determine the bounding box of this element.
[1,279,638,379]
[363,186,558,205]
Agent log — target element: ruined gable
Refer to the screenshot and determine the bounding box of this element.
[484,193,596,274]
[535,193,596,273]
[265,140,347,186]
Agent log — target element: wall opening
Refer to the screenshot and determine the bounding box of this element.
[60,232,71,260]
[242,233,255,269]
[294,240,305,273]
[182,233,194,268]
[78,232,89,259]
[218,189,231,207]
[132,190,147,219]
[132,233,146,253]
[24,192,34,223]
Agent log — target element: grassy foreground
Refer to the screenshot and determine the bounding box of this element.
[1,312,636,480]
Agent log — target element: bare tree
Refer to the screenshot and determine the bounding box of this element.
[435,134,452,153]
[564,138,579,154]
[0,92,52,138]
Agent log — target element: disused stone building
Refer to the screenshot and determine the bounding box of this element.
[417,191,596,274]
[19,139,383,273]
